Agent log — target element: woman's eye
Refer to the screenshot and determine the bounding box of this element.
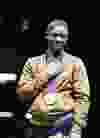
[52,33,67,38]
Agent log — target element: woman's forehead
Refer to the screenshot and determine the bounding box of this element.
[50,25,68,34]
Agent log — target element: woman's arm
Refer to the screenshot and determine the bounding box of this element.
[72,59,90,129]
[16,58,38,97]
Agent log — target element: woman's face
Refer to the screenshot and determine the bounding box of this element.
[47,25,68,53]
[48,35,67,53]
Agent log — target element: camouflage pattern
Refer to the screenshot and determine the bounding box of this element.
[17,53,90,137]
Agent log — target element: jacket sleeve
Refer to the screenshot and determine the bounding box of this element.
[19,58,33,81]
[72,58,90,129]
[16,58,33,103]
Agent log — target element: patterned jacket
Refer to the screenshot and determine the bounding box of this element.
[16,52,90,129]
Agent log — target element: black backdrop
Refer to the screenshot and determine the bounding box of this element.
[0,48,16,73]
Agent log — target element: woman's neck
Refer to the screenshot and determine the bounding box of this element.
[46,48,65,63]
